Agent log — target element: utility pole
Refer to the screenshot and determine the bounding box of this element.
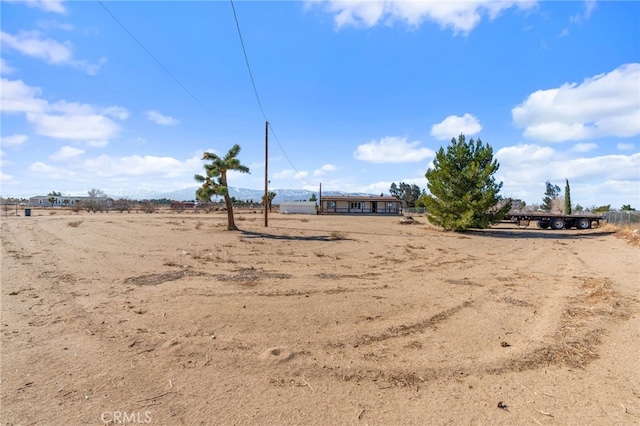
[319,182,322,214]
[264,121,269,227]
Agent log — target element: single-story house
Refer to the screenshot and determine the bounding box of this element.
[320,195,402,215]
[279,201,317,215]
[29,195,113,208]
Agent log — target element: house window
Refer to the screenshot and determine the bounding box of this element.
[350,202,363,209]
[328,201,336,209]
[387,202,395,209]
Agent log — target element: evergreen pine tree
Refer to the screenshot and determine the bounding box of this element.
[423,134,510,231]
[564,179,572,215]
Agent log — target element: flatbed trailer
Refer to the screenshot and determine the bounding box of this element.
[504,211,604,230]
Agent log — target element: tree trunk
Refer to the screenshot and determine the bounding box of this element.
[223,193,238,231]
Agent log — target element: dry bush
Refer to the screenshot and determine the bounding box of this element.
[601,223,640,246]
[67,220,83,227]
[195,221,204,230]
[330,231,348,240]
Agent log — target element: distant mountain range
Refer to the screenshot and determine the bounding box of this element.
[105,187,380,203]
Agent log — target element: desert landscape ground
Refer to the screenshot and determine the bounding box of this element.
[1,209,638,425]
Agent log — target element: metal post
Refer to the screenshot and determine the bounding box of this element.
[264,121,269,227]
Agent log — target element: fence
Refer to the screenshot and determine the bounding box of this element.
[603,211,640,227]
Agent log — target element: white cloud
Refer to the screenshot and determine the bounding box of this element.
[430,113,482,140]
[0,78,47,113]
[0,58,16,75]
[617,143,635,151]
[571,142,597,153]
[0,78,129,143]
[512,63,640,142]
[1,171,16,183]
[28,161,76,179]
[145,110,180,126]
[496,144,639,205]
[29,112,120,141]
[81,154,201,178]
[0,31,107,75]
[273,169,310,180]
[36,20,74,31]
[571,0,596,24]
[0,134,28,148]
[50,145,84,160]
[496,143,555,164]
[313,0,536,33]
[313,163,337,177]
[3,0,66,14]
[354,136,434,163]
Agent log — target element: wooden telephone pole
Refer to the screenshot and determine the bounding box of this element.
[264,121,269,227]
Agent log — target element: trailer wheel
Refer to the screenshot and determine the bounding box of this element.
[537,220,550,229]
[577,218,591,229]
[550,218,565,230]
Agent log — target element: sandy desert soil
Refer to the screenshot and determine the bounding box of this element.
[1,209,639,425]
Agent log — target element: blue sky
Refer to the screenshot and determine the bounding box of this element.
[1,0,638,208]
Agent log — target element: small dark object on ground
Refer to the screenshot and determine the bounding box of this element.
[501,341,511,347]
[498,401,509,411]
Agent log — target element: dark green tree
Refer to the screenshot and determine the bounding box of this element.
[389,182,423,208]
[194,144,250,231]
[621,204,636,211]
[564,179,572,215]
[48,196,56,207]
[309,193,318,202]
[423,134,509,230]
[542,181,561,211]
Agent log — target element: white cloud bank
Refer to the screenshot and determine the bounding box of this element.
[0,78,129,143]
[312,0,536,33]
[50,145,84,160]
[430,113,482,140]
[145,110,180,126]
[0,134,28,148]
[512,63,640,142]
[496,143,640,206]
[0,30,107,75]
[3,0,66,14]
[354,136,434,163]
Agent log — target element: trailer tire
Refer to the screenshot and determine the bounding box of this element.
[537,220,550,229]
[577,218,591,229]
[551,218,565,230]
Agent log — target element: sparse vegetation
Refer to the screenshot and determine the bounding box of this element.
[330,231,348,240]
[67,220,84,227]
[141,201,157,214]
[113,198,133,213]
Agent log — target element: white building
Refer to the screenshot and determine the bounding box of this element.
[279,201,317,215]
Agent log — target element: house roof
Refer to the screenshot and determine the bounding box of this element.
[320,195,400,202]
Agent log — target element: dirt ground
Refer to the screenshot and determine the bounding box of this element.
[1,209,638,425]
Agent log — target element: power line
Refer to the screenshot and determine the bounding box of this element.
[229,0,317,186]
[267,123,317,186]
[230,0,267,121]
[96,0,249,142]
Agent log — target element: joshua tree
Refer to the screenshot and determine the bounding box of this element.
[194,144,250,231]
